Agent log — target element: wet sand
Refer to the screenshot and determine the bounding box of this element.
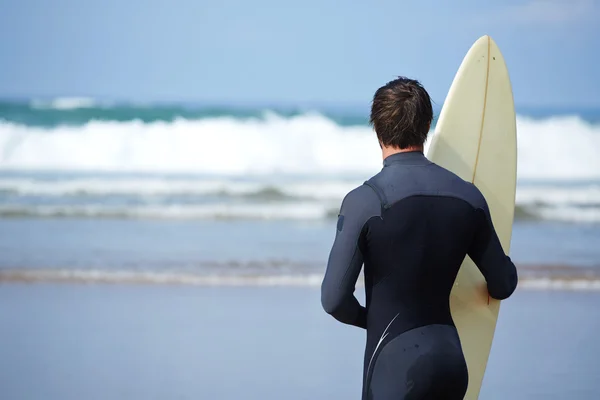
[1,283,599,400]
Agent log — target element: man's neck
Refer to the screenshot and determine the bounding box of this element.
[381,145,424,160]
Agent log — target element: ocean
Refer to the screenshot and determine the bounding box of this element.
[1,98,599,277]
[1,98,600,399]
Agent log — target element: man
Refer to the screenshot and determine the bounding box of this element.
[320,77,518,400]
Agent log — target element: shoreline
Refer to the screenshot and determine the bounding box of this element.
[2,264,600,291]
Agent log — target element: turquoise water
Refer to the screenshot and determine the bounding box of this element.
[2,98,600,127]
[0,99,372,127]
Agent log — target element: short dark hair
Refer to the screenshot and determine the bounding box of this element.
[369,77,433,149]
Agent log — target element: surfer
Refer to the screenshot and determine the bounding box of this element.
[320,77,518,399]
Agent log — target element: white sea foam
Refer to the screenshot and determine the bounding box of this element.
[0,176,599,222]
[0,113,377,175]
[515,183,600,222]
[1,112,599,222]
[516,184,600,206]
[0,202,337,220]
[1,177,598,202]
[0,112,599,180]
[2,269,600,290]
[0,177,355,200]
[30,97,100,110]
[516,115,600,180]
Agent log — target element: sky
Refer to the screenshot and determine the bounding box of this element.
[1,0,599,107]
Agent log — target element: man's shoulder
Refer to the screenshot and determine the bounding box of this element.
[339,181,383,218]
[427,161,487,207]
[342,182,381,206]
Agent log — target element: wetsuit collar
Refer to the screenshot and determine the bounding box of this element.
[383,151,432,167]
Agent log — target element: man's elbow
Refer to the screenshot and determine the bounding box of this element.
[489,269,518,300]
[321,288,366,328]
[321,291,343,317]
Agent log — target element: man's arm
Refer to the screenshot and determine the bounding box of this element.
[321,185,381,329]
[467,196,518,300]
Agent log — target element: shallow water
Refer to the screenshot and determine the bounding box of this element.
[1,218,599,272]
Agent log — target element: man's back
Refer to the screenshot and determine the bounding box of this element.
[321,151,517,399]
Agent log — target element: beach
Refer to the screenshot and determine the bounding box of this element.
[1,283,599,400]
[0,102,599,399]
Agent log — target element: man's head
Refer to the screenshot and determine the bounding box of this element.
[370,77,433,151]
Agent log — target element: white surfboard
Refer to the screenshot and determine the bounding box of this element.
[425,35,517,399]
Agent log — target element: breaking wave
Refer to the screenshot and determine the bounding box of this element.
[1,112,599,180]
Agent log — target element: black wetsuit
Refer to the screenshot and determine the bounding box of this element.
[321,151,518,400]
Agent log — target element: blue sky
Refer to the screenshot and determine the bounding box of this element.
[1,0,599,107]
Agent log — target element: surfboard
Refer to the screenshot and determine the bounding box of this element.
[425,35,517,399]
